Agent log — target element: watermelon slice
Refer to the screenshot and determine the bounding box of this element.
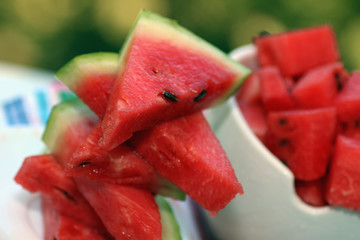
[41,195,109,240]
[265,107,337,180]
[292,62,348,109]
[335,71,360,139]
[98,10,250,150]
[42,98,98,168]
[56,52,118,119]
[258,66,295,111]
[325,135,360,211]
[129,112,243,215]
[255,25,339,77]
[75,177,162,240]
[14,154,108,235]
[42,98,184,199]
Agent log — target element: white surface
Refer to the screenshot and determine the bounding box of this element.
[205,45,360,240]
[0,128,45,240]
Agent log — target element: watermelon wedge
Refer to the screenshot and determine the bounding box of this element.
[56,51,242,208]
[42,98,98,168]
[75,177,162,240]
[14,154,108,235]
[129,112,243,215]
[98,10,250,150]
[42,98,185,199]
[41,195,109,240]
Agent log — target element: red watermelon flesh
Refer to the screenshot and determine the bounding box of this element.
[265,107,337,180]
[295,177,327,207]
[41,195,109,240]
[292,62,348,109]
[75,177,162,240]
[235,72,261,104]
[237,102,267,142]
[14,155,108,235]
[255,25,339,77]
[325,135,360,211]
[335,72,360,139]
[76,73,115,118]
[99,11,249,150]
[258,66,295,111]
[129,112,243,215]
[68,122,185,200]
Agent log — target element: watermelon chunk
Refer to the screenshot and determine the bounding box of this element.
[42,98,98,168]
[14,154,108,235]
[255,25,339,77]
[41,195,109,240]
[335,71,360,139]
[99,10,250,150]
[235,72,261,104]
[295,178,327,207]
[75,178,162,240]
[129,112,243,215]
[292,62,348,109]
[258,66,295,111]
[56,52,118,118]
[265,107,337,180]
[325,135,360,211]
[237,102,267,142]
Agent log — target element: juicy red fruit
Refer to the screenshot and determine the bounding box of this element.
[255,25,339,77]
[326,135,360,211]
[265,107,337,180]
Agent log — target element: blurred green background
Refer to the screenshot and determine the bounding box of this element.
[1,0,360,72]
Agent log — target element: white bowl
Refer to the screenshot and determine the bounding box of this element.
[204,45,360,240]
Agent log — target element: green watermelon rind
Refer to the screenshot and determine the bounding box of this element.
[55,52,119,92]
[42,98,97,152]
[118,9,251,105]
[155,195,182,240]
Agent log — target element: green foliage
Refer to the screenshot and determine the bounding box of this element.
[0,0,359,70]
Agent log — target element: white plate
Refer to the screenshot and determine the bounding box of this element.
[204,45,360,240]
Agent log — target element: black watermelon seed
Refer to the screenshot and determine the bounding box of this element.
[355,119,360,128]
[259,30,271,37]
[278,118,288,126]
[279,138,290,147]
[334,72,343,91]
[194,90,207,102]
[54,187,75,201]
[163,91,178,102]
[78,161,90,167]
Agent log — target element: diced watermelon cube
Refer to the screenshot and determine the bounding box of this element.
[41,195,109,240]
[258,66,295,111]
[75,178,162,240]
[295,177,327,207]
[237,102,267,142]
[335,72,360,139]
[255,25,339,77]
[325,135,360,211]
[292,62,348,109]
[265,107,337,180]
[235,72,261,104]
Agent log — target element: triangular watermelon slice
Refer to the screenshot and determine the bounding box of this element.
[75,177,162,240]
[98,10,250,150]
[56,52,243,214]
